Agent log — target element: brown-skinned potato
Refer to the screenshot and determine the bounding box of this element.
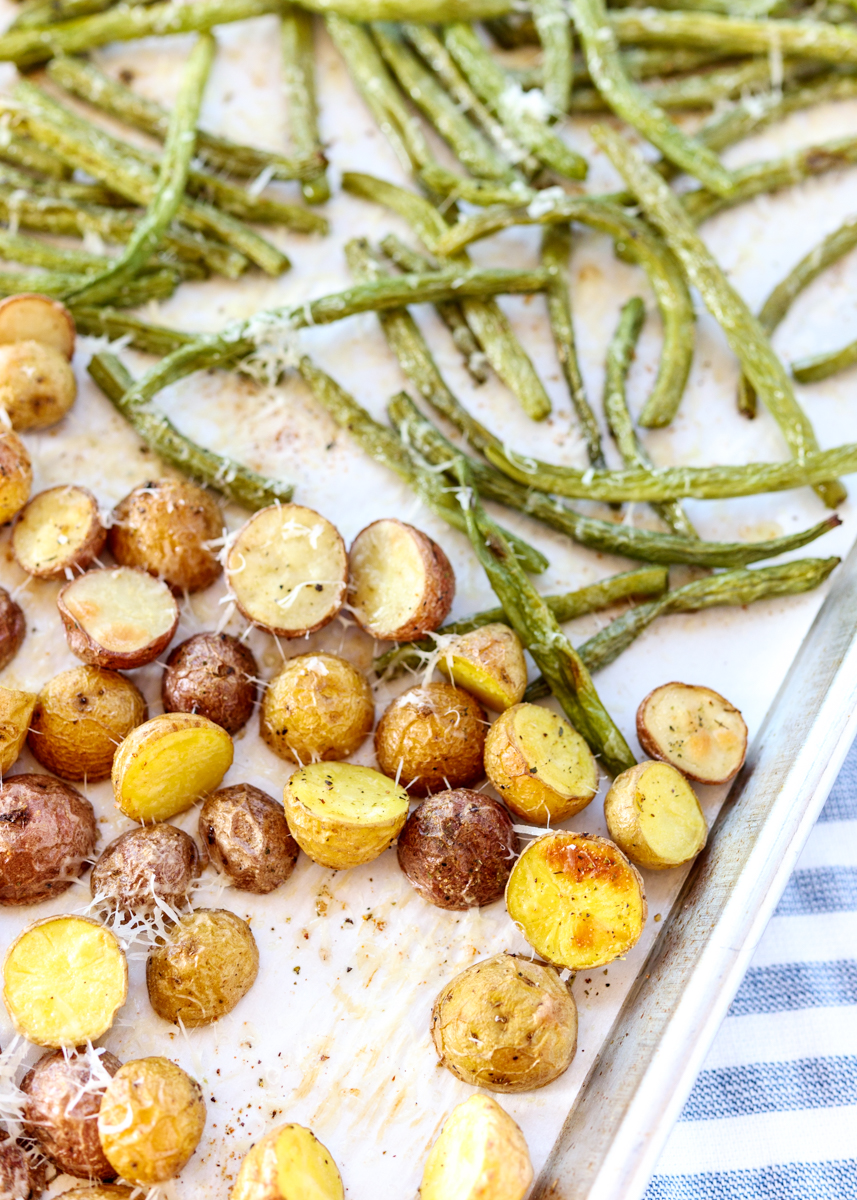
[348,518,455,640]
[199,784,299,893]
[90,824,201,910]
[110,479,223,594]
[397,789,517,909]
[0,429,32,525]
[0,773,97,905]
[22,1048,121,1180]
[260,652,373,764]
[0,293,76,359]
[0,340,76,431]
[162,632,258,734]
[12,485,106,579]
[636,681,748,785]
[375,682,486,796]
[0,687,36,776]
[58,567,179,670]
[0,587,25,671]
[28,665,147,782]
[431,953,577,1092]
[0,1139,42,1199]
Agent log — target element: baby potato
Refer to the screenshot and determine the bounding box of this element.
[231,1123,344,1200]
[58,566,179,670]
[199,784,298,894]
[22,1047,121,1180]
[0,773,97,905]
[28,665,147,782]
[112,712,233,823]
[90,824,201,911]
[0,686,36,775]
[97,1057,205,1184]
[484,702,598,825]
[110,479,223,594]
[374,682,486,796]
[0,340,76,431]
[0,1139,41,1200]
[0,293,76,359]
[506,832,646,970]
[0,587,25,671]
[226,503,347,638]
[436,622,527,712]
[4,915,127,1047]
[605,760,708,870]
[431,953,577,1092]
[397,789,517,910]
[261,652,373,764]
[637,681,748,785]
[60,1189,134,1200]
[146,908,259,1027]
[284,761,409,870]
[12,485,106,579]
[162,632,258,734]
[419,1094,532,1200]
[0,429,32,525]
[348,518,455,640]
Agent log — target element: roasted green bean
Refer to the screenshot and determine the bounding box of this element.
[532,0,573,113]
[72,308,195,356]
[282,5,330,203]
[793,336,857,383]
[0,131,71,179]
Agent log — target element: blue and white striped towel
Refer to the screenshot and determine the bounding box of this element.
[645,736,857,1199]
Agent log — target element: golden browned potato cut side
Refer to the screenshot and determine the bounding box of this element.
[637,681,748,784]
[12,485,106,579]
[605,760,708,870]
[437,623,527,711]
[58,567,178,670]
[0,429,32,525]
[0,293,76,359]
[348,518,454,640]
[419,1094,533,1200]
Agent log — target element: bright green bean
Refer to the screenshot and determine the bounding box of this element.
[282,6,330,203]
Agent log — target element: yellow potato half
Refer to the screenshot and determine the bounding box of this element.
[420,1095,532,1200]
[284,761,409,869]
[112,712,234,823]
[0,685,36,775]
[605,760,708,870]
[436,623,527,712]
[637,681,748,784]
[484,703,598,824]
[231,1122,344,1200]
[12,485,105,579]
[3,915,128,1047]
[506,832,646,970]
[0,429,32,525]
[0,293,75,359]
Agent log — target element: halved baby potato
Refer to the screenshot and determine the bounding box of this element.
[0,586,25,671]
[231,1123,344,1200]
[284,761,409,870]
[13,485,106,579]
[637,681,748,785]
[3,915,128,1047]
[437,623,526,711]
[348,518,455,641]
[226,503,347,638]
[0,293,75,359]
[506,832,646,970]
[605,760,708,870]
[112,712,234,823]
[0,429,32,525]
[0,685,36,775]
[0,340,76,431]
[484,703,598,825]
[261,652,373,764]
[58,566,179,669]
[419,1095,532,1200]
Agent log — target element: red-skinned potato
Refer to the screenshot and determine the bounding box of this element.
[199,784,298,893]
[13,485,106,579]
[0,587,25,671]
[90,824,201,910]
[348,518,454,640]
[58,567,179,670]
[162,632,258,734]
[22,1048,121,1180]
[0,773,97,905]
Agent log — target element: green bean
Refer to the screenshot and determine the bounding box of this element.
[72,308,195,356]
[541,224,606,470]
[388,389,842,566]
[380,233,489,384]
[343,171,554,422]
[46,53,326,185]
[282,6,330,204]
[515,48,750,92]
[525,556,840,699]
[793,336,857,382]
[0,263,185,302]
[593,122,845,508]
[10,0,119,31]
[0,131,71,179]
[532,0,574,113]
[485,12,537,48]
[573,0,734,195]
[0,228,108,274]
[442,22,588,180]
[433,194,695,430]
[294,1,519,18]
[88,352,295,510]
[455,461,635,776]
[0,163,127,207]
[65,33,214,307]
[605,297,697,537]
[374,566,669,678]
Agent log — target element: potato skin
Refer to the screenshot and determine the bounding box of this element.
[146,908,259,1027]
[431,953,577,1092]
[109,479,223,594]
[437,623,527,712]
[0,588,25,672]
[22,1048,121,1180]
[29,666,147,782]
[0,429,32,525]
[261,653,373,764]
[90,824,201,911]
[349,518,455,640]
[0,774,97,905]
[97,1057,205,1184]
[0,1140,41,1200]
[375,683,486,796]
[230,1123,344,1200]
[199,785,298,894]
[397,789,517,909]
[0,340,76,431]
[162,632,258,734]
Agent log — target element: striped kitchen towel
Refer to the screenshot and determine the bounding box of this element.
[646,735,857,1199]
